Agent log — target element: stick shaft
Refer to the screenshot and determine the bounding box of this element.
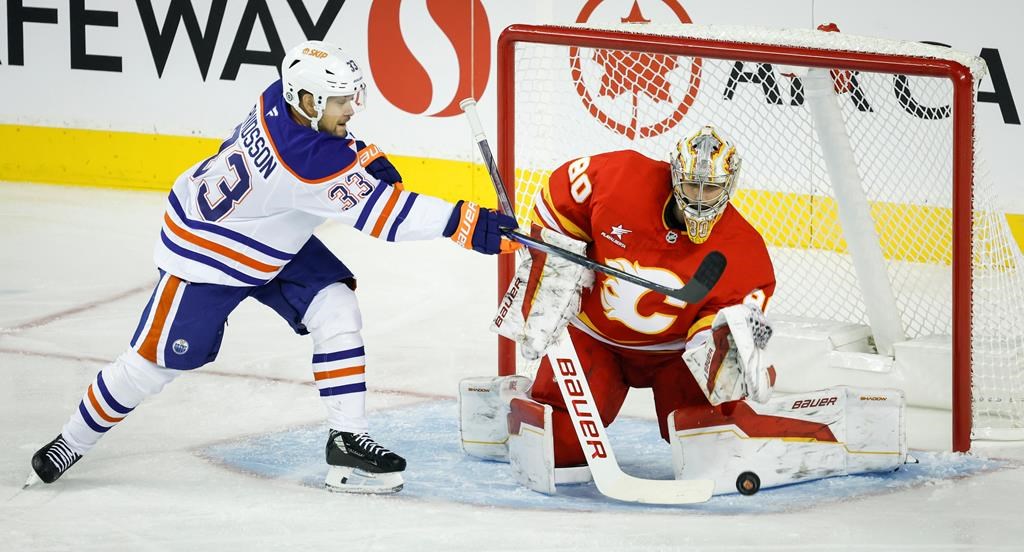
[459,98,516,218]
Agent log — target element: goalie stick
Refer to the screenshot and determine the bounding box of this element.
[461,98,716,504]
[459,98,726,304]
[546,328,714,504]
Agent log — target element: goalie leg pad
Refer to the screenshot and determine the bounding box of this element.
[670,386,906,495]
[458,375,532,461]
[507,397,592,494]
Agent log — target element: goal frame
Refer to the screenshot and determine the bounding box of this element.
[493,24,977,452]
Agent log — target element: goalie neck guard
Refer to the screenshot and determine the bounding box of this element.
[281,40,367,132]
[670,125,742,244]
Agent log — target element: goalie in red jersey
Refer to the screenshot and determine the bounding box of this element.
[459,125,908,498]
[518,124,776,462]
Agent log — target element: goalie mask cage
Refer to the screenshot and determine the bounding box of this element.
[494,23,1024,452]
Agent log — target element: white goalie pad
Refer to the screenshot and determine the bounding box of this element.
[491,226,594,360]
[670,386,907,495]
[683,302,776,405]
[507,396,592,494]
[458,375,532,461]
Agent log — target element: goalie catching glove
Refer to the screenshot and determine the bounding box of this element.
[491,226,594,360]
[683,300,775,405]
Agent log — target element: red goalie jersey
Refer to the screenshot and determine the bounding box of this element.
[532,149,776,350]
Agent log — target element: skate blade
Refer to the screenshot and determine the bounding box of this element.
[325,466,404,494]
[22,471,41,489]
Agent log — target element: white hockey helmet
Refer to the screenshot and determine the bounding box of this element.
[670,125,742,244]
[281,40,367,131]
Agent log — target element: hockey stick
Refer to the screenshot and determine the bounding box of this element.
[509,232,724,303]
[459,98,726,304]
[546,328,714,504]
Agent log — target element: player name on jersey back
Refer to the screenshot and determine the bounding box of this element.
[238,107,278,180]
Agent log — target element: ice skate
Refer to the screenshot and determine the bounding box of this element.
[26,434,82,487]
[324,430,405,494]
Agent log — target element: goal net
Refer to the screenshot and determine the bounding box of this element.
[495,23,1024,452]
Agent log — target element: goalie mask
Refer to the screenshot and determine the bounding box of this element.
[670,125,742,244]
[282,40,367,132]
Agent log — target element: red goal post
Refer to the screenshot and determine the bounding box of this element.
[493,23,1024,453]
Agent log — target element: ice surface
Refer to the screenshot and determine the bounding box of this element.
[2,183,1023,551]
[200,399,1006,514]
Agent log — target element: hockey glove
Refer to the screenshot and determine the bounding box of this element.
[491,225,594,359]
[682,302,776,405]
[355,141,403,187]
[444,201,521,255]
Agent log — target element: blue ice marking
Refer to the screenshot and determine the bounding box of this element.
[196,399,1005,514]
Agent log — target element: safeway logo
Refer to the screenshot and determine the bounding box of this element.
[571,0,702,139]
[367,0,490,117]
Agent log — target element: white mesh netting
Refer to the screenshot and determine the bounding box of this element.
[504,24,1024,440]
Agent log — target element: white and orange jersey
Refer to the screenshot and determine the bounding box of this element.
[153,79,454,287]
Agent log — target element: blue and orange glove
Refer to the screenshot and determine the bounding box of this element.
[444,201,521,255]
[355,141,403,189]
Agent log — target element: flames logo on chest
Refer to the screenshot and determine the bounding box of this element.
[600,259,688,335]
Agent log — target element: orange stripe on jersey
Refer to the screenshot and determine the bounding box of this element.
[369,189,402,238]
[137,276,183,363]
[313,365,366,381]
[686,313,717,340]
[164,214,281,273]
[87,385,125,423]
[259,95,358,184]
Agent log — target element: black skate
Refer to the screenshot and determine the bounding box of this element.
[324,430,405,494]
[26,434,82,486]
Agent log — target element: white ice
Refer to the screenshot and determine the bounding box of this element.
[2,183,1023,551]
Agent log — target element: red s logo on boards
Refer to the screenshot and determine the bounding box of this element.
[572,0,702,139]
[368,0,491,117]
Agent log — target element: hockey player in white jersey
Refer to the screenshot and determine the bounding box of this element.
[27,40,518,494]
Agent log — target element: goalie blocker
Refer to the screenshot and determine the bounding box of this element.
[491,225,594,361]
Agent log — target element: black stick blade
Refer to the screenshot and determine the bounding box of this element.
[672,250,727,303]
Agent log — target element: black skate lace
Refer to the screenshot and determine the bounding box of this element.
[46,439,80,473]
[353,433,392,457]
